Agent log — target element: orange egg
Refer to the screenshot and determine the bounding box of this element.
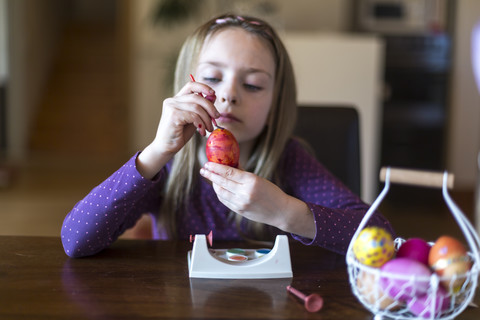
[428,236,467,267]
[428,235,472,292]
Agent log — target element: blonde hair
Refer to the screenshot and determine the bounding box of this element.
[159,14,297,241]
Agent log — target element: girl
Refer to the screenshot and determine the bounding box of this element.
[61,14,393,258]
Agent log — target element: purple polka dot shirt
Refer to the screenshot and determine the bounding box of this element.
[61,139,394,257]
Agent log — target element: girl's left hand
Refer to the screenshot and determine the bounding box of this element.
[200,162,315,239]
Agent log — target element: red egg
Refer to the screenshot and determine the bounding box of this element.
[397,238,431,266]
[206,128,240,168]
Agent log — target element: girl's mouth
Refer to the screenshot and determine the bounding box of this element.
[218,113,240,123]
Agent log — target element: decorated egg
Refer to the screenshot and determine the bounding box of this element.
[397,238,431,266]
[428,236,472,292]
[406,286,450,318]
[356,270,401,310]
[353,227,395,267]
[206,128,240,168]
[380,258,432,300]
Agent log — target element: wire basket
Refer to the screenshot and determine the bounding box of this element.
[346,167,480,320]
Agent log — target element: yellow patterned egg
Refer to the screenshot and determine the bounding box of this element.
[353,227,395,267]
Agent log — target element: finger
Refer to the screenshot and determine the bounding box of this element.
[196,126,205,137]
[211,181,250,216]
[169,98,214,133]
[179,95,219,132]
[211,181,236,202]
[189,75,217,102]
[200,163,241,190]
[184,80,220,124]
[204,162,242,181]
[177,80,215,98]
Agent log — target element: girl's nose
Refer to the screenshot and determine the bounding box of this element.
[220,95,237,104]
[219,78,238,104]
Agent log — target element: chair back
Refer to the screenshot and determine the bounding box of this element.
[294,105,361,195]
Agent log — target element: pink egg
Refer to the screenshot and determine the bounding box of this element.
[397,238,431,266]
[380,258,432,300]
[406,287,450,318]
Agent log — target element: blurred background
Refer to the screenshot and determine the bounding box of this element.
[0,0,479,241]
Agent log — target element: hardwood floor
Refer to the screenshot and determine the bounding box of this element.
[0,22,477,245]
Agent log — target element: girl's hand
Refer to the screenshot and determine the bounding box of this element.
[136,81,219,179]
[200,162,316,239]
[155,81,219,155]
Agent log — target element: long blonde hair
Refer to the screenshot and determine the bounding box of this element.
[159,14,297,241]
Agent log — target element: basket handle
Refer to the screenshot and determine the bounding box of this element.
[379,167,454,189]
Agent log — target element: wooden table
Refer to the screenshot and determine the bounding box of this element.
[1,236,479,319]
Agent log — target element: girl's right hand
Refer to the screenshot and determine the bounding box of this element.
[136,81,219,179]
[155,81,219,155]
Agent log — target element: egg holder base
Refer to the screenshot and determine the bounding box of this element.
[188,234,293,279]
[346,167,480,320]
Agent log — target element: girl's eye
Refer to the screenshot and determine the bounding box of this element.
[244,84,262,91]
[203,77,220,83]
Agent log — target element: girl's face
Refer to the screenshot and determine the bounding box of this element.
[196,27,276,145]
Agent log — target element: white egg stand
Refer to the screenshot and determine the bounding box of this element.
[188,234,293,279]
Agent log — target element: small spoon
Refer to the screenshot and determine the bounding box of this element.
[286,285,324,313]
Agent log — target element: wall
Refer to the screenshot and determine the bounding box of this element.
[0,0,7,84]
[6,0,65,160]
[277,0,352,32]
[282,33,383,203]
[448,0,480,189]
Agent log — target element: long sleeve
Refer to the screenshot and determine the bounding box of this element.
[61,153,165,257]
[61,141,394,258]
[282,139,395,254]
